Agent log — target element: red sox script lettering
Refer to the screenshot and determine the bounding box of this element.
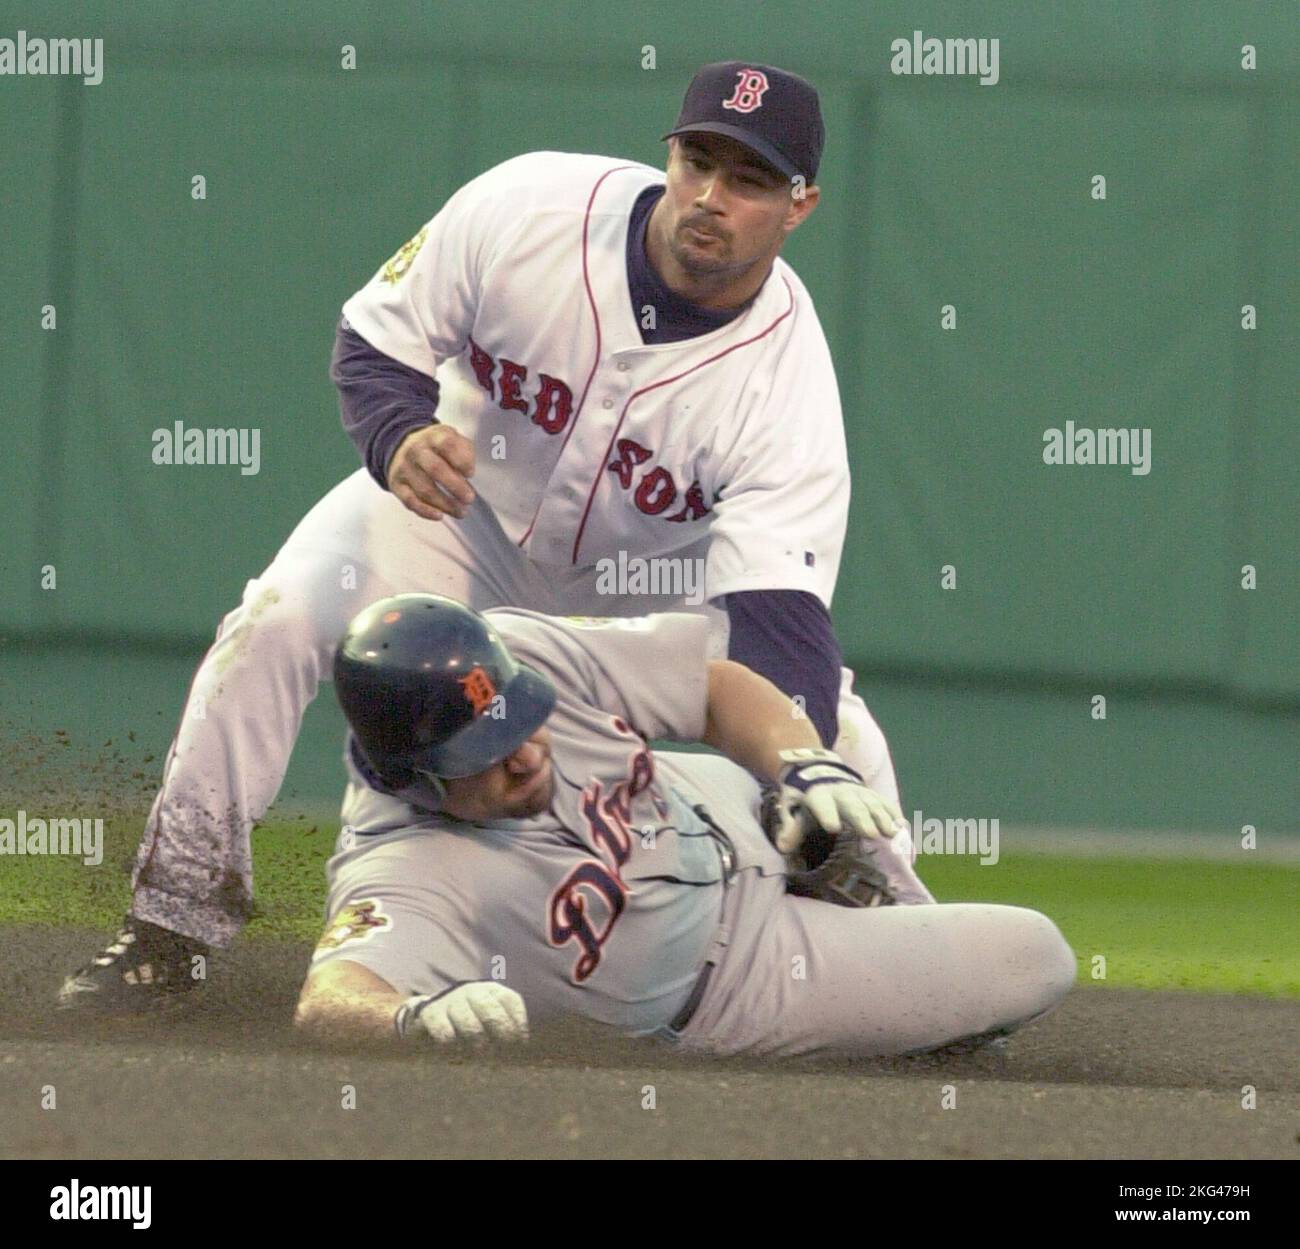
[607,437,652,488]
[608,438,711,523]
[467,339,712,525]
[468,337,574,435]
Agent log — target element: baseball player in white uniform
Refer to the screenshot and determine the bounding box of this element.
[296,597,1075,1058]
[60,61,935,1012]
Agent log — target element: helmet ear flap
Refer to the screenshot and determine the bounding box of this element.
[386,767,448,815]
[411,768,448,805]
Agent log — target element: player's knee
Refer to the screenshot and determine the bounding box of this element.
[1043,916,1078,1006]
[832,694,897,802]
[210,574,346,679]
[1009,907,1076,1016]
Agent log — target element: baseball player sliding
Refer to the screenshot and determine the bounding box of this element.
[296,596,1075,1057]
[61,60,934,1012]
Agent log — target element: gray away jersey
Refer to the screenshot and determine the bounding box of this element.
[315,611,775,1035]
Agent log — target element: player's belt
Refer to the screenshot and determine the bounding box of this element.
[665,805,739,1034]
[668,961,716,1033]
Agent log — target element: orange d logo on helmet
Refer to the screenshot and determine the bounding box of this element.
[459,666,498,715]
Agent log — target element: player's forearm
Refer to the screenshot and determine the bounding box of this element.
[701,659,823,783]
[330,315,442,489]
[294,959,408,1044]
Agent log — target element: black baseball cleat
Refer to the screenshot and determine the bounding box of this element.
[57,914,210,1013]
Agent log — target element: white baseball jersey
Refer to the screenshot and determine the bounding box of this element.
[341,151,850,603]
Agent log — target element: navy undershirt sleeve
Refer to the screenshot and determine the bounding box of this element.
[330,314,442,489]
[724,589,843,748]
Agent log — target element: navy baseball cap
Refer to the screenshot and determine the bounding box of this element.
[662,60,825,183]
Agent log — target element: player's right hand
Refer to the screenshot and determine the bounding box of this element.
[769,748,907,854]
[399,982,529,1045]
[387,424,476,522]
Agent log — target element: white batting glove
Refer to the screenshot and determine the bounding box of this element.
[769,748,907,854]
[395,982,529,1045]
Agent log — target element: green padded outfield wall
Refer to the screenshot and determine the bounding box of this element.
[1,2,1296,832]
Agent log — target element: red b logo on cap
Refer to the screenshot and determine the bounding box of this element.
[721,68,770,114]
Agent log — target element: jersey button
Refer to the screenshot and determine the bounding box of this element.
[617,361,630,372]
[602,398,615,408]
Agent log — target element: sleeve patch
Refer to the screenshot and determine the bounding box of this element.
[381,227,429,285]
[315,899,391,953]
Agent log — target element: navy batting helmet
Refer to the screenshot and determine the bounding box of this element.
[333,593,557,811]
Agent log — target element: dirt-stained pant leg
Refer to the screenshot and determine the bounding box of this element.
[131,470,550,947]
[678,871,1076,1059]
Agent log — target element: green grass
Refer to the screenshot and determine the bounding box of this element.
[3,813,1297,998]
[0,811,335,942]
[919,852,1300,998]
